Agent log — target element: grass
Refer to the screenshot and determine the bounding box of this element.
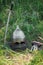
[0,45,43,65]
[29,50,43,65]
[0,46,33,65]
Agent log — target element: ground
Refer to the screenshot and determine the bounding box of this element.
[0,46,43,65]
[0,48,33,65]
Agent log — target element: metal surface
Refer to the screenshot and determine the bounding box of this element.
[13,25,25,43]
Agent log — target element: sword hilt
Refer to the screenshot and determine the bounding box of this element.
[10,1,14,10]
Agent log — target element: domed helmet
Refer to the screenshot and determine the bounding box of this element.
[13,25,25,43]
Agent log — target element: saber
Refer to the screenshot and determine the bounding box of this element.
[4,2,14,46]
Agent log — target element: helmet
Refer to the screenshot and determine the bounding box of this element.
[13,25,25,43]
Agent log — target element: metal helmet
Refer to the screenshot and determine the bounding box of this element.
[13,25,25,43]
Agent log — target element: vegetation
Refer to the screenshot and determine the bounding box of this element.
[29,51,43,65]
[0,0,43,65]
[0,47,43,65]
